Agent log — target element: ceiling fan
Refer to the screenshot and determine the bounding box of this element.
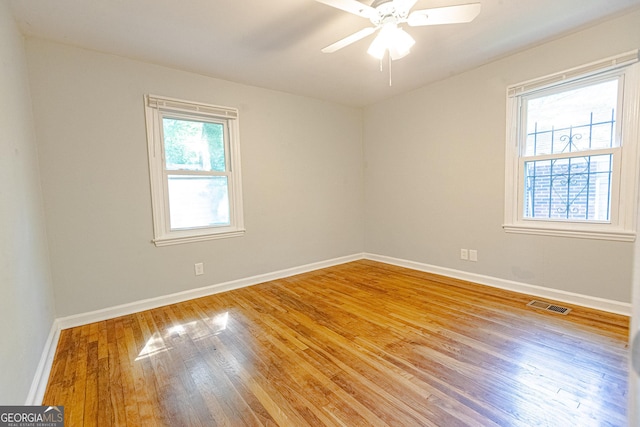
[316,0,481,60]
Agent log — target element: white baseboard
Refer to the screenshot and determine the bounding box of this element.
[56,253,365,330]
[54,253,632,330]
[30,251,630,404]
[25,319,61,405]
[364,253,632,316]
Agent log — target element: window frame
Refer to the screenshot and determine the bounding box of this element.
[504,51,640,241]
[144,94,245,246]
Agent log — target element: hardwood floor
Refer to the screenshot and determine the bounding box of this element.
[43,260,630,426]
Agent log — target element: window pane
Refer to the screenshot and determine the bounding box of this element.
[523,155,612,221]
[524,79,618,156]
[167,176,230,229]
[163,118,226,172]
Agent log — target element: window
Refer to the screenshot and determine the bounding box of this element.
[144,95,244,246]
[504,51,640,241]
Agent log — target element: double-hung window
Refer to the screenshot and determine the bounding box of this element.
[504,51,640,241]
[145,95,244,246]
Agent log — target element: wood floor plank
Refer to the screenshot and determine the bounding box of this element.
[42,260,629,426]
[83,340,99,427]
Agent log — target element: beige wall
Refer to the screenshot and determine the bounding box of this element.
[0,0,56,404]
[364,10,640,303]
[25,39,365,317]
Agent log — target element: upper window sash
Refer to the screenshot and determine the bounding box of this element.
[159,111,232,177]
[518,74,624,158]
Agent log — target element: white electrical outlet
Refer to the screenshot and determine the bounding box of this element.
[460,249,468,260]
[194,262,204,276]
[469,250,478,262]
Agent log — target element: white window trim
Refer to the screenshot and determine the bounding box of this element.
[504,50,640,242]
[145,94,245,247]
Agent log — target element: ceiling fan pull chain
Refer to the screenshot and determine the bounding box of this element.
[388,51,392,87]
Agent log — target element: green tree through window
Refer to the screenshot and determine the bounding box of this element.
[163,118,226,172]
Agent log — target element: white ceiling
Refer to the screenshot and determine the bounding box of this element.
[9,0,640,107]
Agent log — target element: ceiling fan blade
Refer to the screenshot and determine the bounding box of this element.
[407,3,481,26]
[314,0,376,18]
[321,27,377,53]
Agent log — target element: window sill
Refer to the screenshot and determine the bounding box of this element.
[503,223,635,242]
[152,229,246,247]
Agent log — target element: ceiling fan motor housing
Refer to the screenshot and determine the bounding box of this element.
[370,0,410,26]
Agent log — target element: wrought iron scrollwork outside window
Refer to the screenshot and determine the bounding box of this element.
[523,110,616,222]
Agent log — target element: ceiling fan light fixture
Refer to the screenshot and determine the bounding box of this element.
[388,27,415,60]
[366,33,388,59]
[367,23,415,60]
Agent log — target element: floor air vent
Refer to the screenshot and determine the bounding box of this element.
[527,300,571,315]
